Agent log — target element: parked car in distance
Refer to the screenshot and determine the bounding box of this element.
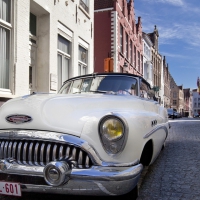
[0,73,169,199]
[193,112,199,118]
[167,108,175,119]
[174,112,182,118]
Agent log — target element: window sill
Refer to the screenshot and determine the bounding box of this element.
[0,89,16,99]
[78,5,90,19]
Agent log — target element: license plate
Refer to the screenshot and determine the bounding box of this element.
[0,181,21,196]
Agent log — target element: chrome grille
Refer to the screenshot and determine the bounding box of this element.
[0,139,93,168]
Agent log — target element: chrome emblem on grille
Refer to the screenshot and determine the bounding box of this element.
[6,115,32,124]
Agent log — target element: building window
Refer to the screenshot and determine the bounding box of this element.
[138,51,140,72]
[125,33,128,59]
[0,0,11,89]
[134,46,136,67]
[30,13,37,36]
[130,40,132,64]
[120,25,123,54]
[29,13,37,91]
[173,92,177,98]
[141,55,143,74]
[78,45,88,75]
[57,35,71,89]
[80,0,89,13]
[173,100,177,105]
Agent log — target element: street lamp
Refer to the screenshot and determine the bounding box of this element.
[123,62,128,73]
[123,62,128,68]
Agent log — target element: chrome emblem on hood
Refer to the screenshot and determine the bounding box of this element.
[6,115,32,124]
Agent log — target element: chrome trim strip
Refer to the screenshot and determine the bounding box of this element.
[0,159,143,182]
[59,145,64,159]
[143,124,168,139]
[28,142,34,165]
[35,142,39,165]
[40,143,45,166]
[23,142,28,165]
[12,142,17,159]
[8,141,12,158]
[4,141,8,158]
[0,141,5,158]
[52,144,57,161]
[46,144,51,163]
[0,130,138,167]
[17,142,23,165]
[85,155,89,168]
[78,150,83,166]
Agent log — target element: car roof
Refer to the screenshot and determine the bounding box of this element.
[63,72,151,88]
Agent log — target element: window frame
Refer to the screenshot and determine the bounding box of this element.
[0,0,12,91]
[29,12,38,93]
[57,34,71,89]
[78,44,88,76]
[120,25,123,54]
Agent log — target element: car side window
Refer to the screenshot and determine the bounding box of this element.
[59,82,72,94]
[69,79,82,94]
[140,80,151,99]
[81,78,93,92]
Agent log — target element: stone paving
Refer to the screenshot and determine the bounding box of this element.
[137,118,200,200]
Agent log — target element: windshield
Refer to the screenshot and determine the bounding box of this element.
[59,75,138,96]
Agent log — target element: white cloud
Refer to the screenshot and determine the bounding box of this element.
[140,0,185,6]
[156,0,184,6]
[159,23,200,47]
[160,52,188,59]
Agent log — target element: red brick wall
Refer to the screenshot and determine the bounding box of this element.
[94,11,112,73]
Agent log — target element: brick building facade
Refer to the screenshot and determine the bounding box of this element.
[94,0,143,75]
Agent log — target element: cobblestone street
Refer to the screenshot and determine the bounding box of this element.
[138,118,200,200]
[0,118,200,200]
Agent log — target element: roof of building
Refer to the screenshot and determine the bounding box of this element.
[183,88,190,98]
[94,0,114,10]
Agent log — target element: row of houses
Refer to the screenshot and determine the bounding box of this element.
[0,0,198,116]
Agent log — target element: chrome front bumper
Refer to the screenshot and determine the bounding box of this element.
[0,130,143,196]
[0,159,143,196]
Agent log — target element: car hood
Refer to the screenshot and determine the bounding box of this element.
[0,93,149,137]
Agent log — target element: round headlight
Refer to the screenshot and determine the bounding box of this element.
[101,118,124,141]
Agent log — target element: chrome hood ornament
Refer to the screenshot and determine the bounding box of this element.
[6,115,32,124]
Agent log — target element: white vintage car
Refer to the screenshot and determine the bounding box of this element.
[0,73,169,199]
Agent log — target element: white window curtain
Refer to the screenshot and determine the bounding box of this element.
[78,64,87,76]
[58,35,70,54]
[57,54,69,89]
[57,35,70,89]
[78,45,88,76]
[0,0,11,89]
[0,0,11,22]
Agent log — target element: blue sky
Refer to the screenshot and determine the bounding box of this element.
[134,0,200,90]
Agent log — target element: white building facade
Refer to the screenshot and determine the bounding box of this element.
[0,0,94,106]
[142,32,153,87]
[192,90,200,116]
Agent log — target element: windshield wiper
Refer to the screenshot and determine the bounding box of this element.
[89,90,107,93]
[72,91,82,94]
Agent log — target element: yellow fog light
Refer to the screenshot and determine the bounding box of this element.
[102,118,124,141]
